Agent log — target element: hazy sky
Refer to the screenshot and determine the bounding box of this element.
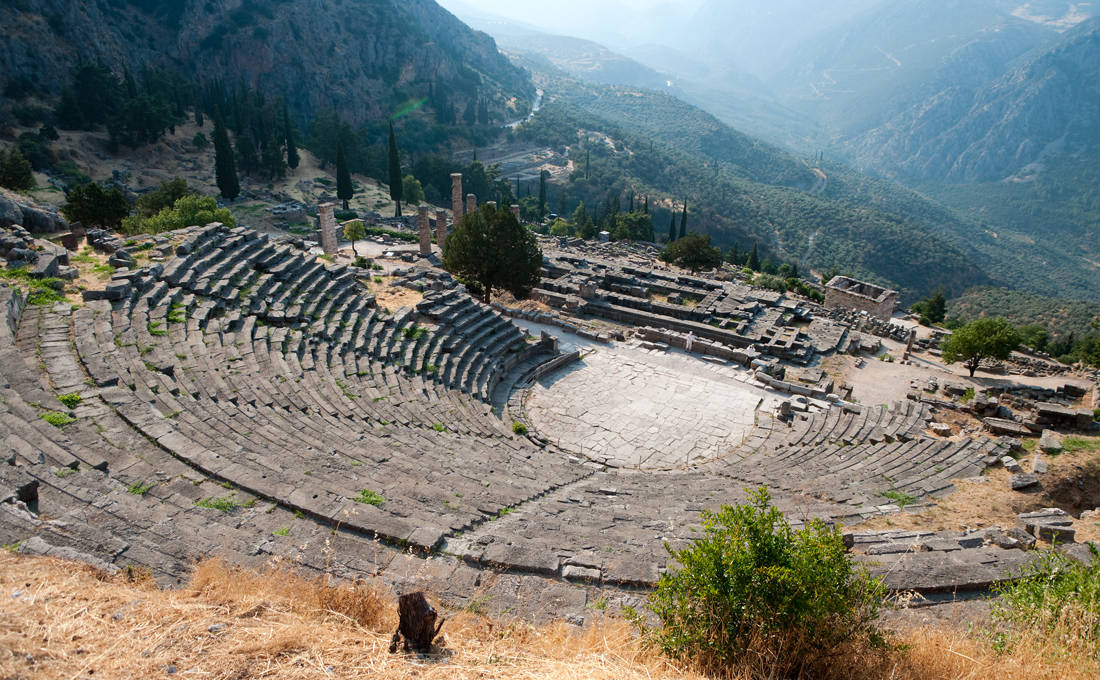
[437,0,707,45]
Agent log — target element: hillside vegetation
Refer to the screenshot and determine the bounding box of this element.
[518,72,991,300]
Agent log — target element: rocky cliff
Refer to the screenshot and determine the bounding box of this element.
[0,0,534,126]
[845,17,1100,182]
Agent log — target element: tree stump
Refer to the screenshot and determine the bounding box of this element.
[389,592,445,654]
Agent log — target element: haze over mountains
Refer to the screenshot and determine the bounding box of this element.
[2,0,1098,316]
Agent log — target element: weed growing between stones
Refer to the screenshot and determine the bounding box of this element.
[352,490,385,506]
[195,496,242,512]
[56,392,82,409]
[127,481,155,495]
[40,410,77,427]
[512,421,528,435]
[879,489,917,508]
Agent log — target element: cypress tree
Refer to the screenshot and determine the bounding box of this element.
[748,243,761,271]
[283,105,299,171]
[388,122,403,217]
[629,193,635,213]
[668,213,677,243]
[585,149,590,179]
[644,195,649,214]
[236,132,259,175]
[538,170,548,219]
[213,113,239,200]
[336,142,353,211]
[678,201,687,240]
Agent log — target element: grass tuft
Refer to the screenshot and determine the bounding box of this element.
[40,411,77,427]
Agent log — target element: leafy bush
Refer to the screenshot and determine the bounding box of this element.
[121,193,235,236]
[512,421,528,436]
[642,487,884,675]
[992,544,1100,657]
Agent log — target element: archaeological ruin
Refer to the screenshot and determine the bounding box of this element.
[825,275,899,320]
[1,196,1097,624]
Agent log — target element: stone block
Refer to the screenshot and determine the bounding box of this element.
[1039,429,1063,454]
[1010,473,1040,490]
[1001,456,1022,473]
[562,565,602,582]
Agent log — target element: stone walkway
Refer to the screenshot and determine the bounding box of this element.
[525,343,779,469]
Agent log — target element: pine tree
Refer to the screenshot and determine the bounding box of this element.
[283,105,299,171]
[678,201,687,240]
[336,142,353,211]
[213,113,240,200]
[0,148,35,191]
[388,122,403,217]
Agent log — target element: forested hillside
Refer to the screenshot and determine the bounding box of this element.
[0,0,534,128]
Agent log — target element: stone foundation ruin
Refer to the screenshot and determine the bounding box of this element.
[825,275,899,320]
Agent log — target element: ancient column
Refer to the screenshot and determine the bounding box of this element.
[450,173,463,222]
[417,205,432,257]
[318,203,337,257]
[511,204,521,224]
[435,210,448,251]
[466,193,477,215]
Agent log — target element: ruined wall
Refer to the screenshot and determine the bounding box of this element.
[824,277,898,320]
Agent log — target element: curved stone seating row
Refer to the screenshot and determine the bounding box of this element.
[726,433,1000,508]
[783,400,931,448]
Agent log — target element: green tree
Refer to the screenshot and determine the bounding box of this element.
[0,147,35,191]
[941,317,1022,377]
[678,200,688,240]
[538,169,548,220]
[283,105,299,171]
[120,193,235,235]
[611,211,655,242]
[667,213,677,243]
[336,142,353,211]
[659,233,723,273]
[1018,324,1049,353]
[402,174,425,205]
[192,132,209,149]
[343,219,366,257]
[442,204,542,303]
[213,114,239,200]
[911,288,947,325]
[644,487,883,675]
[61,183,130,228]
[747,242,761,271]
[135,178,192,218]
[387,122,403,217]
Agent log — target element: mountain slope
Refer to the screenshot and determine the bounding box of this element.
[0,0,534,126]
[846,17,1100,182]
[515,64,993,300]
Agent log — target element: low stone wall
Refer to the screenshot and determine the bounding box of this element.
[527,350,582,383]
[754,370,829,400]
[636,327,754,366]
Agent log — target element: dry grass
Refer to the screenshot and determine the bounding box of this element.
[366,276,426,312]
[853,437,1100,544]
[1,552,1097,680]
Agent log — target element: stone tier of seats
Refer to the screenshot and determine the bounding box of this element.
[782,400,933,448]
[0,223,1010,598]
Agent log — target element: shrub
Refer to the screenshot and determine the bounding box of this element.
[642,487,884,675]
[960,387,975,404]
[352,256,371,268]
[195,496,241,512]
[1093,408,1100,422]
[512,421,528,436]
[991,544,1099,657]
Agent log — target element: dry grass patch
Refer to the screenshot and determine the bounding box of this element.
[1,552,1097,680]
